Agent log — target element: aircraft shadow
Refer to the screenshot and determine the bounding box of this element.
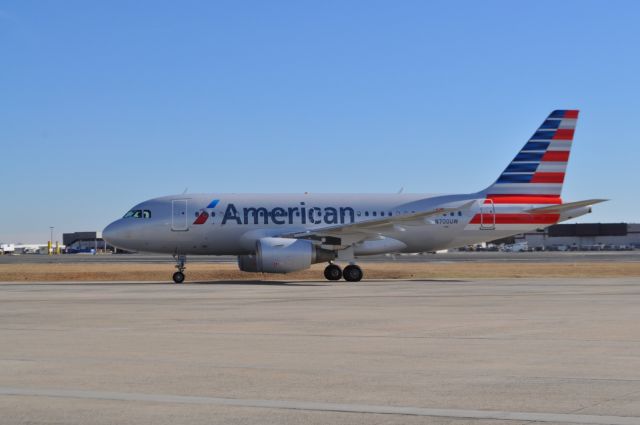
[190,280,327,286]
[1,279,464,286]
[0,280,328,287]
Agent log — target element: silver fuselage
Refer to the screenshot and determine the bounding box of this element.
[103,192,587,256]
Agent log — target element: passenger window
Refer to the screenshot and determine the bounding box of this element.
[458,211,462,216]
[450,212,454,217]
[372,211,377,217]
[381,212,385,216]
[389,212,393,216]
[365,211,369,217]
[357,211,362,216]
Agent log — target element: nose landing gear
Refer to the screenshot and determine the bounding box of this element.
[172,254,186,283]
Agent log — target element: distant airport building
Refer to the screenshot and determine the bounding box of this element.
[513,223,640,250]
[62,231,112,253]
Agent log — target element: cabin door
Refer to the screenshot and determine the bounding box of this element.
[480,199,496,230]
[171,200,189,231]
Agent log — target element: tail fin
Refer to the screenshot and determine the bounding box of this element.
[483,110,579,197]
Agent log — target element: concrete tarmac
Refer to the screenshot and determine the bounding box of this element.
[1,278,640,424]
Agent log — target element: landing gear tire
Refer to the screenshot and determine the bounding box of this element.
[324,264,342,281]
[172,271,185,284]
[343,265,363,282]
[172,254,187,283]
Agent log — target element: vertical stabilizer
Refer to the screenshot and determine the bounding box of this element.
[484,110,579,197]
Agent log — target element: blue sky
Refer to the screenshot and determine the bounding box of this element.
[1,1,638,243]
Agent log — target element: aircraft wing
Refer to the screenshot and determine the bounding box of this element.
[280,200,477,245]
[524,199,608,214]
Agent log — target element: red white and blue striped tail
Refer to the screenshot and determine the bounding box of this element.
[484,110,579,197]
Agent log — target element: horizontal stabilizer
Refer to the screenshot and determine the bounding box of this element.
[524,199,608,214]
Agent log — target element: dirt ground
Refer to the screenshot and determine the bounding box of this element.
[1,261,639,281]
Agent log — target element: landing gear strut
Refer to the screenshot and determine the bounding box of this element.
[172,254,186,283]
[324,263,342,281]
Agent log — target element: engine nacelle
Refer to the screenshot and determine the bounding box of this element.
[238,237,336,274]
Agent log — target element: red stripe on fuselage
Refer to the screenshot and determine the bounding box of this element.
[470,213,560,225]
[484,195,562,204]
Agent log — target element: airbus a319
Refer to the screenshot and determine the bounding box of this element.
[103,110,605,283]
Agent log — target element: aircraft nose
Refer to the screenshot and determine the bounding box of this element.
[102,220,128,248]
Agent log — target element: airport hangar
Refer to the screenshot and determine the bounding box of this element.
[62,231,114,253]
[511,222,640,250]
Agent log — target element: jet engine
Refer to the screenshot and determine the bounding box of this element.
[238,237,336,273]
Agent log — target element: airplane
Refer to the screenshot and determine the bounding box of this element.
[103,110,606,283]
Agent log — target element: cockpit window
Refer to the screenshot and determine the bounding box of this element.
[123,209,151,219]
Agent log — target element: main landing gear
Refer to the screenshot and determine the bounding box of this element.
[324,263,363,282]
[172,254,186,283]
[324,264,342,281]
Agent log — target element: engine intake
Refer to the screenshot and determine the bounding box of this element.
[238,237,336,273]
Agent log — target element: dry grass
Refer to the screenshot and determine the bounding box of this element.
[1,261,639,282]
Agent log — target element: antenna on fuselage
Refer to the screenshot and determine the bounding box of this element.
[182,187,188,194]
[397,187,404,194]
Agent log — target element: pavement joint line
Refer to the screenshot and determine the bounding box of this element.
[0,387,638,425]
[568,388,640,415]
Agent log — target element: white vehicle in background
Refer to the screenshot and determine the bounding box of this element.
[503,242,528,252]
[15,244,49,254]
[0,244,16,255]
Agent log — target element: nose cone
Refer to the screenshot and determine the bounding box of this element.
[103,220,130,250]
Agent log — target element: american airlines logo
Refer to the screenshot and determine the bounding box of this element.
[193,199,219,225]
[193,200,356,226]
